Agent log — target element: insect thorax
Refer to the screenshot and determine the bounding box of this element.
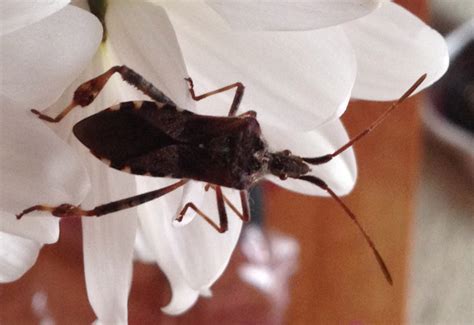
[179,115,268,190]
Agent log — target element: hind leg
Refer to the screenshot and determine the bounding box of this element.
[33,65,177,123]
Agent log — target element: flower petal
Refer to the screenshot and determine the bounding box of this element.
[106,1,194,109]
[262,119,357,196]
[0,0,70,36]
[135,178,200,314]
[207,0,381,31]
[137,177,242,291]
[165,2,356,130]
[45,53,142,324]
[345,2,449,100]
[0,108,90,212]
[1,213,59,245]
[171,187,243,289]
[133,227,157,264]
[81,159,138,324]
[0,5,102,110]
[0,232,41,282]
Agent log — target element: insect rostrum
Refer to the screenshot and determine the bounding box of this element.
[17,65,427,285]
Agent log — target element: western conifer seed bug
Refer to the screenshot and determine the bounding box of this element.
[17,65,427,285]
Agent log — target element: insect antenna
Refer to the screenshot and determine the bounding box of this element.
[299,175,393,285]
[303,74,427,165]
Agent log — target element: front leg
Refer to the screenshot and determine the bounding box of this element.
[185,78,245,117]
[176,185,230,233]
[33,65,177,123]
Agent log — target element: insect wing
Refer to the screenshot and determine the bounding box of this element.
[73,101,183,172]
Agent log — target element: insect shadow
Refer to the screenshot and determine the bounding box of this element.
[17,65,427,285]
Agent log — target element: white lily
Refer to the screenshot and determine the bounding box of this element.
[0,0,448,323]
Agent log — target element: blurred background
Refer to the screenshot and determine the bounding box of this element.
[1,0,472,324]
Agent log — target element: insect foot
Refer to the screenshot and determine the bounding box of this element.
[16,204,91,219]
[184,77,194,89]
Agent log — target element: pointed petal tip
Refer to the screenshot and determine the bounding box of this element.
[160,290,199,316]
[199,287,213,298]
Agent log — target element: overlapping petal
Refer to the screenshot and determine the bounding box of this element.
[0,108,90,213]
[169,187,243,289]
[0,0,70,36]
[1,214,59,245]
[106,0,242,311]
[136,178,200,315]
[0,107,90,243]
[207,0,381,30]
[262,119,357,196]
[106,1,195,109]
[82,159,138,325]
[165,1,356,130]
[0,6,102,110]
[49,57,140,324]
[0,232,41,282]
[344,2,449,100]
[137,178,243,292]
[0,107,89,283]
[63,2,203,320]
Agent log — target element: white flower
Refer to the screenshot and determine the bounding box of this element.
[162,0,448,196]
[0,0,448,323]
[0,3,100,281]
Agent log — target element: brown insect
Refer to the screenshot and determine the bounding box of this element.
[17,65,427,284]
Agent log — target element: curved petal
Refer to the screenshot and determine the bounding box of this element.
[0,232,41,282]
[170,187,243,289]
[345,2,449,100]
[106,1,194,109]
[134,227,157,264]
[46,54,142,324]
[165,2,356,130]
[82,215,135,324]
[1,214,59,245]
[262,119,357,196]
[135,177,200,314]
[0,6,102,110]
[207,0,382,31]
[0,107,89,244]
[0,0,70,36]
[137,177,242,291]
[81,157,138,324]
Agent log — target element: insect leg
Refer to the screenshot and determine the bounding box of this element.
[303,74,427,165]
[238,191,251,222]
[202,185,251,222]
[299,175,393,285]
[32,65,177,123]
[185,78,245,117]
[177,186,229,233]
[16,180,187,219]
